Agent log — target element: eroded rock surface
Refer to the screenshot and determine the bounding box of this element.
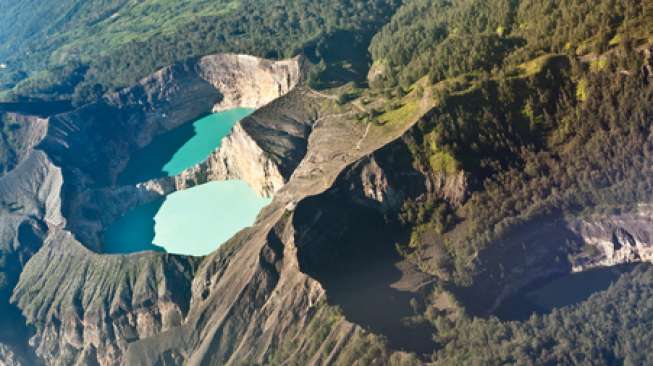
[11,230,198,366]
[167,87,319,197]
[40,55,303,248]
[0,112,48,176]
[7,50,653,366]
[570,207,653,271]
[0,149,63,363]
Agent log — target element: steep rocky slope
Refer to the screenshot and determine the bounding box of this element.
[4,48,653,365]
[41,54,303,249]
[12,230,198,366]
[0,149,63,364]
[6,53,440,364]
[167,86,320,197]
[0,112,48,175]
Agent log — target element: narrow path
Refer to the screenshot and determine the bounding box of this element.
[306,88,339,101]
[306,88,366,112]
[354,123,371,151]
[304,87,371,151]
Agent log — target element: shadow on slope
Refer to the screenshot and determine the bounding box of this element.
[102,198,166,254]
[117,121,197,185]
[494,264,638,321]
[304,30,375,89]
[0,220,45,364]
[294,191,437,355]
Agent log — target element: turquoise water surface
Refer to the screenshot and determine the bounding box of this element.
[163,108,253,175]
[119,108,253,184]
[152,181,271,256]
[104,108,271,256]
[103,199,166,254]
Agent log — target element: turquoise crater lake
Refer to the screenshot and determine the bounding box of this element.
[104,108,272,256]
[119,107,254,184]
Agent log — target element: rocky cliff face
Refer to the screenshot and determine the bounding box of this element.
[569,207,653,271]
[458,206,653,315]
[165,87,319,197]
[0,112,48,176]
[0,148,63,363]
[198,54,303,112]
[37,54,303,249]
[11,230,198,366]
[171,122,287,197]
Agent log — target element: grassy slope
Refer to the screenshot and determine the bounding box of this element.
[0,0,238,67]
[2,0,653,363]
[1,0,402,103]
[347,0,653,362]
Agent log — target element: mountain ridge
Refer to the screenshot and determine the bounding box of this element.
[2,0,653,365]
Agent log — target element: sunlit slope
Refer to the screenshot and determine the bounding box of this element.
[0,0,401,102]
[0,0,238,65]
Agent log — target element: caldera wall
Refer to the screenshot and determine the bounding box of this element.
[4,53,308,365]
[39,54,304,249]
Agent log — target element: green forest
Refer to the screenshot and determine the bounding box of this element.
[366,0,653,363]
[3,0,653,364]
[430,264,653,365]
[0,0,400,104]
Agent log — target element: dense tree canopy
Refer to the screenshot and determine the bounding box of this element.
[368,0,653,88]
[0,0,400,104]
[2,0,653,363]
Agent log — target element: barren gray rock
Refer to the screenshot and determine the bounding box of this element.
[11,230,198,366]
[570,206,653,271]
[6,50,653,366]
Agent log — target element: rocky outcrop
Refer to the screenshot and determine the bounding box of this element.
[345,141,424,213]
[570,207,653,271]
[172,122,286,197]
[36,54,303,249]
[356,155,404,211]
[0,112,48,175]
[198,54,303,112]
[11,230,199,366]
[166,87,319,197]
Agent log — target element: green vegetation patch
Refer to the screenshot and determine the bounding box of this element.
[378,99,420,125]
[428,151,459,176]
